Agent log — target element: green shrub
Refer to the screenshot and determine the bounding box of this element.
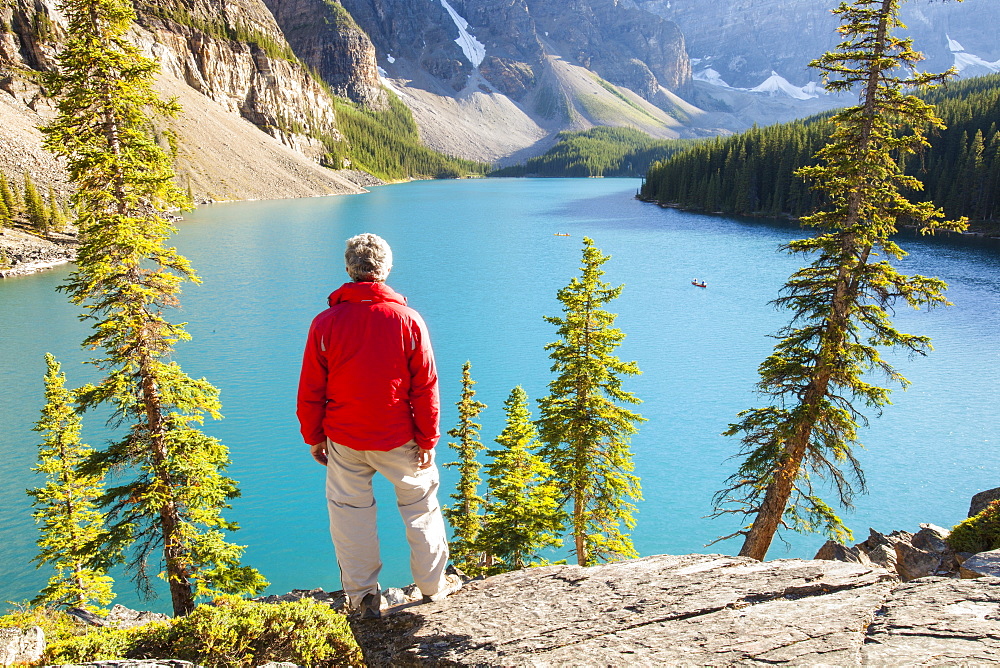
[49,624,162,664]
[0,604,81,645]
[132,596,363,667]
[947,499,1000,553]
[4,597,363,668]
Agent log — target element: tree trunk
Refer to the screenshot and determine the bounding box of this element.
[574,486,587,565]
[738,422,811,561]
[138,344,194,616]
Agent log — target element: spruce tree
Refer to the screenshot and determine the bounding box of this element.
[0,190,8,227]
[23,171,49,233]
[478,386,565,575]
[537,237,645,566]
[442,361,487,576]
[29,354,115,611]
[41,0,266,614]
[712,0,967,561]
[1,172,19,219]
[47,186,68,231]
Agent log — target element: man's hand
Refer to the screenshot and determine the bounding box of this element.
[416,448,433,470]
[310,441,328,466]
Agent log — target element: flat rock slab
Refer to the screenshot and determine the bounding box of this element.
[960,549,1000,579]
[354,554,899,666]
[862,576,1000,665]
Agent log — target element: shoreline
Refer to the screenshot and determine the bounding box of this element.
[0,226,79,279]
[0,256,74,279]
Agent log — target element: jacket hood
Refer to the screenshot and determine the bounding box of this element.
[328,281,407,307]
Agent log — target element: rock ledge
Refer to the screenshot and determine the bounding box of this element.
[353,553,1000,666]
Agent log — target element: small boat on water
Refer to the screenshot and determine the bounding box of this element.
[691,279,707,288]
[554,233,571,236]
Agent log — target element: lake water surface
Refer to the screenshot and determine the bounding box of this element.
[2,178,998,611]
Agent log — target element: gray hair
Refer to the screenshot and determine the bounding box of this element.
[345,233,393,282]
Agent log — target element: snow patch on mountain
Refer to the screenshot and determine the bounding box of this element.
[693,67,731,87]
[440,0,486,68]
[696,67,822,100]
[947,34,1000,75]
[377,66,407,97]
[749,71,820,100]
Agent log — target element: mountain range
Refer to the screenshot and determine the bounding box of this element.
[1,0,998,199]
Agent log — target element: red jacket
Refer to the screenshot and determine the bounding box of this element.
[297,282,440,451]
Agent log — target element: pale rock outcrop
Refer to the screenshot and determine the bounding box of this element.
[861,576,1000,664]
[0,626,44,666]
[353,553,901,666]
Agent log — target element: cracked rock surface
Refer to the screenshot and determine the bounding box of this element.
[355,554,905,666]
[861,576,1000,665]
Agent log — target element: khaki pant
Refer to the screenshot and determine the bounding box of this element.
[325,440,450,605]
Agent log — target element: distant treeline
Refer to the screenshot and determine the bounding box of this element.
[640,74,1000,228]
[491,127,693,178]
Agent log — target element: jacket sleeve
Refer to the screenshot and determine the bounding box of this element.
[408,313,440,450]
[297,319,328,445]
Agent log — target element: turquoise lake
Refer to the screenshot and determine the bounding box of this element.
[2,177,999,612]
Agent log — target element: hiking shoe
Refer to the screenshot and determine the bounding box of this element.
[422,573,463,604]
[359,591,382,620]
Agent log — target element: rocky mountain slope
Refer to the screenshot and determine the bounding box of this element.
[0,0,373,205]
[294,0,849,162]
[640,0,1000,92]
[4,0,998,204]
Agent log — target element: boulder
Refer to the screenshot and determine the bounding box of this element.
[912,523,950,553]
[861,576,1000,664]
[894,540,942,581]
[0,625,44,666]
[822,527,958,581]
[960,549,1000,578]
[969,487,1000,517]
[353,554,899,666]
[103,605,170,630]
[814,539,872,565]
[866,543,898,571]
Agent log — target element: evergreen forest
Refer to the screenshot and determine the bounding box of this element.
[491,127,692,178]
[640,74,1000,231]
[329,96,488,181]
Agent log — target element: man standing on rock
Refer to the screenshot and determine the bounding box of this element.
[297,232,460,619]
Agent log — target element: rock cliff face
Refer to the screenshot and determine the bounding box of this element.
[0,0,370,204]
[261,0,386,108]
[530,0,690,96]
[639,0,1000,89]
[132,0,341,146]
[335,0,689,98]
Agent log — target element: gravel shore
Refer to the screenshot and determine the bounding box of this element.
[0,226,78,279]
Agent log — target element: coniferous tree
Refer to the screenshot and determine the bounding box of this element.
[29,354,115,611]
[712,0,967,561]
[442,361,487,575]
[478,386,565,575]
[23,171,49,233]
[0,189,8,227]
[1,172,19,219]
[537,237,645,566]
[41,0,266,614]
[47,186,68,231]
